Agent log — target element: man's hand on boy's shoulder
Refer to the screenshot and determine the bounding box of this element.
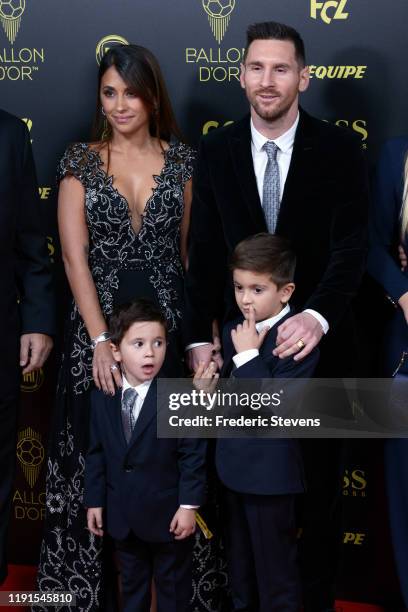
[87,507,104,537]
[274,312,323,361]
[231,305,269,354]
[169,507,196,540]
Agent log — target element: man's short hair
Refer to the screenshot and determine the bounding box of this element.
[244,21,306,67]
[230,233,296,288]
[109,297,167,345]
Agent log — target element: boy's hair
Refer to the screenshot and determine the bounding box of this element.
[243,21,306,67]
[230,233,296,288]
[109,298,167,345]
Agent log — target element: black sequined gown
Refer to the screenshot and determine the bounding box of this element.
[35,143,227,611]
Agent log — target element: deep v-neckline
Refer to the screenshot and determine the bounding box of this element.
[87,143,171,235]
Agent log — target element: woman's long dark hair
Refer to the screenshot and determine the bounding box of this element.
[92,44,183,145]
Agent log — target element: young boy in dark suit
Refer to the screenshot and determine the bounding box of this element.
[84,298,207,612]
[197,233,319,612]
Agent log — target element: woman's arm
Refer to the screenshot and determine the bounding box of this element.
[58,176,122,393]
[368,139,408,305]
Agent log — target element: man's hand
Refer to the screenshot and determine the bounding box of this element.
[87,507,104,537]
[231,305,269,354]
[169,507,196,540]
[20,333,53,375]
[399,245,407,271]
[193,361,219,393]
[274,312,323,361]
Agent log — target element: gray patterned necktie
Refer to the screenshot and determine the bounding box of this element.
[262,141,280,233]
[121,387,138,444]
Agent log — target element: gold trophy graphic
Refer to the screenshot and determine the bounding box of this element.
[0,0,25,44]
[202,0,235,45]
[16,427,45,488]
[96,34,129,65]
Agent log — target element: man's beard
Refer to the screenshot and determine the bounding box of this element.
[248,90,290,123]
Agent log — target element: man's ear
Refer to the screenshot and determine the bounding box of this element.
[239,62,246,90]
[298,65,310,93]
[280,282,295,304]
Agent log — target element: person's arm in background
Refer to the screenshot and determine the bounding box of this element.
[367,138,408,323]
[183,138,227,371]
[15,120,54,373]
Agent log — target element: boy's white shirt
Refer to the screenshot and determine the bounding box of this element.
[232,304,290,369]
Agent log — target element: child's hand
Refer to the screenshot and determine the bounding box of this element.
[169,507,196,540]
[193,361,219,393]
[231,305,269,353]
[87,507,104,537]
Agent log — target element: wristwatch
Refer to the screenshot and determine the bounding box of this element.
[90,331,111,350]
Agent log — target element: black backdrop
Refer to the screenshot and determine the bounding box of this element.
[2,0,408,606]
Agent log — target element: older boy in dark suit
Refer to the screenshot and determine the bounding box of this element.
[198,234,319,611]
[85,299,206,612]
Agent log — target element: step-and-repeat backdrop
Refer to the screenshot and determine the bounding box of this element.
[3,0,407,606]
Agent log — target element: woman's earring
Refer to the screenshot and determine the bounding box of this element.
[101,107,109,140]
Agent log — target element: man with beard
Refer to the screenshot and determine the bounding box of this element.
[0,109,54,584]
[183,21,368,612]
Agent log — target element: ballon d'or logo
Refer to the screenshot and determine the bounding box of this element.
[16,427,45,488]
[202,0,235,45]
[0,0,25,44]
[21,368,44,393]
[96,34,129,65]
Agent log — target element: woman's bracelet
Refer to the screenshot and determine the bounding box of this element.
[90,331,111,350]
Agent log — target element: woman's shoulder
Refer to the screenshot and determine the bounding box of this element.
[166,142,196,183]
[167,141,196,163]
[58,141,104,184]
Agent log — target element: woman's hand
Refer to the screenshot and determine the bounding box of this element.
[92,341,122,394]
[398,291,408,325]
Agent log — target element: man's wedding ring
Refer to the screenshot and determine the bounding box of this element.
[110,364,118,372]
[296,339,305,350]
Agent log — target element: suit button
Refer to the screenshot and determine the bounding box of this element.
[124,465,133,473]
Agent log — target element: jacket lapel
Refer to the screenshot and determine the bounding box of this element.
[106,391,128,448]
[228,116,268,231]
[277,108,314,232]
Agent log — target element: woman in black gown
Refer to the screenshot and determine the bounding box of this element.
[35,44,223,611]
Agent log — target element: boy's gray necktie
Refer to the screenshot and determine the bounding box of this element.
[262,141,280,233]
[121,387,137,444]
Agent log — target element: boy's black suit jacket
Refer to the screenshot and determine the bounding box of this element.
[183,109,368,375]
[215,312,319,496]
[84,380,207,543]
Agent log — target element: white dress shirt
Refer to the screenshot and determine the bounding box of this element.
[232,304,290,369]
[250,117,329,335]
[251,115,299,203]
[121,376,198,510]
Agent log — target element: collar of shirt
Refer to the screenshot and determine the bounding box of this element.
[250,113,299,154]
[121,376,153,402]
[255,304,290,333]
